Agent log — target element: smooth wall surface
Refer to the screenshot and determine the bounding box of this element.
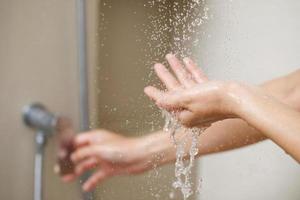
[196,1,300,200]
[0,0,81,199]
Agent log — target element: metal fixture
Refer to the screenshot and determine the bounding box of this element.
[23,103,77,200]
[76,0,94,199]
[23,103,58,200]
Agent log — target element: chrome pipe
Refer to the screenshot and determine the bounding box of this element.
[23,103,57,200]
[76,0,94,199]
[76,0,90,132]
[34,131,46,200]
[23,103,78,200]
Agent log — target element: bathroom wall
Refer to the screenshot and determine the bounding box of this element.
[196,1,300,200]
[0,0,81,199]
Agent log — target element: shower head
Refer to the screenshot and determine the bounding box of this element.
[22,103,75,176]
[22,103,57,135]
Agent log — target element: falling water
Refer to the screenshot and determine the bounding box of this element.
[145,0,210,199]
[97,0,211,199]
[163,110,207,200]
[144,0,210,62]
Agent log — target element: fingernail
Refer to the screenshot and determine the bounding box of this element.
[154,63,161,69]
[166,53,174,59]
[53,164,60,174]
[144,86,150,93]
[83,184,89,192]
[183,57,190,64]
[62,175,74,183]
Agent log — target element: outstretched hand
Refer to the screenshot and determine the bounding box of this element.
[144,54,241,127]
[59,130,154,192]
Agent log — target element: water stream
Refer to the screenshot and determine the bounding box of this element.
[146,1,211,198]
[163,110,207,200]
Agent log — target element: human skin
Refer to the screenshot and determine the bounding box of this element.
[62,54,300,192]
[145,54,300,161]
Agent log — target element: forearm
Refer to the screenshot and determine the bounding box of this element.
[139,118,266,167]
[197,69,300,155]
[236,85,300,163]
[138,130,177,166]
[139,69,300,166]
[195,76,296,155]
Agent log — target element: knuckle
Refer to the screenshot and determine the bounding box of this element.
[91,146,100,154]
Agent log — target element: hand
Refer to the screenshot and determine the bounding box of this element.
[60,130,154,192]
[144,54,243,127]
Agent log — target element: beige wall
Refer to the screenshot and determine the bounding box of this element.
[0,0,81,199]
[196,1,300,200]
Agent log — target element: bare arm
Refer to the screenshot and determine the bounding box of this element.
[145,55,300,163]
[198,69,300,156]
[236,82,300,162]
[66,53,300,191]
[141,58,300,165]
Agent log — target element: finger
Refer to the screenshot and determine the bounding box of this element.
[54,164,61,175]
[71,146,99,164]
[144,86,165,103]
[177,110,196,127]
[74,130,117,148]
[183,57,208,83]
[82,170,109,192]
[74,131,106,148]
[166,53,196,87]
[154,63,180,90]
[54,164,77,182]
[73,133,94,148]
[145,86,188,111]
[75,158,98,177]
[61,174,77,183]
[157,93,188,111]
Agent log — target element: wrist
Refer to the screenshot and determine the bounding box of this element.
[137,133,176,167]
[224,82,271,122]
[223,81,253,119]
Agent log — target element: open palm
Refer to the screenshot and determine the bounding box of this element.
[144,54,239,127]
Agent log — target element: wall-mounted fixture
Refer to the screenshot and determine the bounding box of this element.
[22,103,75,200]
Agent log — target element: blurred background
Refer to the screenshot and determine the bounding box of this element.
[0,0,299,200]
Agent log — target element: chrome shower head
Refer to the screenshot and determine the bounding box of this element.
[22,103,57,135]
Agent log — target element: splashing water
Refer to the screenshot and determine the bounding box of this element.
[144,0,210,65]
[97,0,211,199]
[163,110,207,200]
[145,0,210,199]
